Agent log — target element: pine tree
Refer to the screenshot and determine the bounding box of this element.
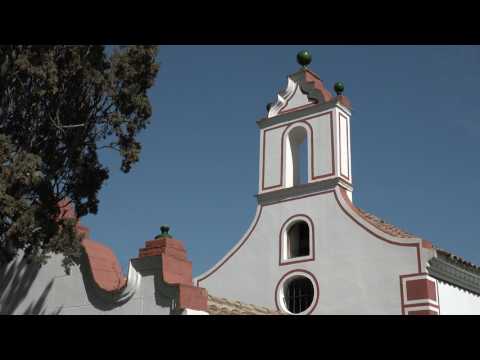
[0,45,160,271]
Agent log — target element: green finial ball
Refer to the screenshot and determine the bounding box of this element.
[156,225,172,239]
[334,82,345,95]
[297,50,312,67]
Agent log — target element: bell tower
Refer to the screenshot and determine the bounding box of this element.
[257,50,353,203]
[197,51,432,315]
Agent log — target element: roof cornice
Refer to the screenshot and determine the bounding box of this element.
[428,256,480,296]
[256,178,352,206]
[257,101,350,130]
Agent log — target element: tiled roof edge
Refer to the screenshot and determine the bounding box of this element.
[355,207,417,239]
[355,206,480,275]
[354,206,480,276]
[207,294,282,315]
[428,256,480,295]
[434,248,480,274]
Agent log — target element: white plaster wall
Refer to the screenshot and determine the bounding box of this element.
[308,113,333,178]
[339,113,349,179]
[284,132,294,188]
[281,84,311,112]
[196,190,420,315]
[347,117,352,181]
[438,281,480,315]
[0,253,174,315]
[0,253,74,315]
[263,127,283,189]
[61,298,144,315]
[182,308,208,315]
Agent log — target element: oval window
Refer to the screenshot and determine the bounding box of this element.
[284,276,315,314]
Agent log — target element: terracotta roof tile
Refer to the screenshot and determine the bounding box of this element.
[337,189,480,280]
[303,69,334,103]
[82,238,127,292]
[207,295,282,315]
[354,205,480,274]
[355,207,416,239]
[435,248,480,274]
[57,200,127,293]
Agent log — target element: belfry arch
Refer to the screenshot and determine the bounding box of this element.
[284,124,311,188]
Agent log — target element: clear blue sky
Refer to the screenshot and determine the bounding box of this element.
[82,45,480,276]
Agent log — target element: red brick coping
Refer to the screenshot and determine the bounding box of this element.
[58,200,207,312]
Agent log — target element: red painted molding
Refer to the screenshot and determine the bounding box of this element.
[403,302,439,309]
[261,111,335,192]
[310,111,335,181]
[408,310,438,315]
[406,279,437,302]
[279,102,318,115]
[338,112,351,182]
[399,273,440,315]
[346,113,351,179]
[262,125,285,191]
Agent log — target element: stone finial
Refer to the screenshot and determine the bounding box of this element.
[297,50,312,68]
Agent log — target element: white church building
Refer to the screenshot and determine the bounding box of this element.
[1,51,479,315]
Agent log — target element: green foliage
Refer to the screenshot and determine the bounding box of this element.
[0,45,159,271]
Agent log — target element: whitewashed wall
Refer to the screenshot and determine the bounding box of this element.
[438,280,480,315]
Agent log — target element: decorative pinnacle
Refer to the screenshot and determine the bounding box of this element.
[296,50,312,68]
[334,81,345,96]
[156,225,172,239]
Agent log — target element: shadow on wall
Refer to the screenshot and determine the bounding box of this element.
[0,257,61,315]
[78,249,124,311]
[79,251,177,314]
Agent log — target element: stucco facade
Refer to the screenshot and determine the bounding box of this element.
[437,281,480,314]
[195,63,480,315]
[1,56,479,315]
[195,182,436,315]
[0,220,209,315]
